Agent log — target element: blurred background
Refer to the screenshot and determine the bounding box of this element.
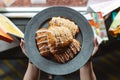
[0,0,120,80]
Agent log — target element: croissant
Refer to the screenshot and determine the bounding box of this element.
[36,28,53,57]
[48,26,73,47]
[54,39,81,63]
[36,26,73,54]
[36,17,81,63]
[49,17,79,37]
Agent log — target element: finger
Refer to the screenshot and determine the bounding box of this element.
[20,39,27,56]
[20,39,24,48]
[48,74,53,80]
[92,37,98,56]
[94,37,98,48]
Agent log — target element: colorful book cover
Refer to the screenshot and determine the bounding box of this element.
[0,14,24,38]
[88,12,108,41]
[109,11,120,38]
[0,28,13,43]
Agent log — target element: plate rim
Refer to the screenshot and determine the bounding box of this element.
[24,6,94,75]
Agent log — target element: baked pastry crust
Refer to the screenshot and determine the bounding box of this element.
[49,17,79,37]
[36,17,81,63]
[54,39,81,63]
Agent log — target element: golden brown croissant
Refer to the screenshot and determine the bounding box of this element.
[36,26,74,54]
[36,28,54,57]
[49,17,79,37]
[36,17,81,63]
[54,39,81,63]
[48,26,73,48]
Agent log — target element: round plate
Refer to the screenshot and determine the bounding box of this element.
[24,6,94,75]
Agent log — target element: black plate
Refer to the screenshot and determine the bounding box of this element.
[24,6,94,75]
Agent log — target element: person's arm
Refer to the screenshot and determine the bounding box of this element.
[20,39,40,80]
[80,61,96,80]
[80,38,98,80]
[23,62,40,80]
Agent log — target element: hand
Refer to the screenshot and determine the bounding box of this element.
[92,37,99,56]
[86,37,98,62]
[80,38,98,80]
[20,39,27,56]
[85,37,99,64]
[20,39,41,80]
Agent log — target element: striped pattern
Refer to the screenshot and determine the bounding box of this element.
[93,49,120,80]
[0,49,120,80]
[0,59,27,80]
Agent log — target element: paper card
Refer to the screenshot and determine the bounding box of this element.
[87,0,120,16]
